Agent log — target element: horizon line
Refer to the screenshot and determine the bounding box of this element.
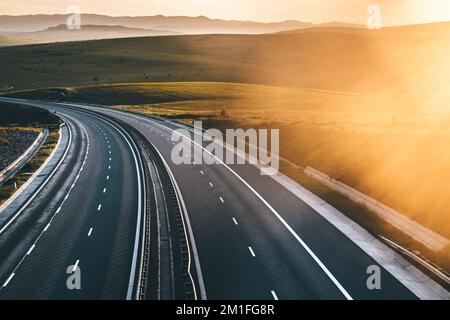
[0,12,449,28]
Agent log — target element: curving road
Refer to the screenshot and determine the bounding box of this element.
[0,98,448,300]
[0,103,144,299]
[86,107,418,300]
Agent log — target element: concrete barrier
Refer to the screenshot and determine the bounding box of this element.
[0,129,48,186]
[304,166,449,251]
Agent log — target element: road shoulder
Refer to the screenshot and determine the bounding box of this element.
[0,123,69,228]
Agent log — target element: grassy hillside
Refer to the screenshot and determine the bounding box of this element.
[0,35,33,47]
[9,82,450,243]
[0,27,449,94]
[1,23,449,268]
[0,102,61,127]
[280,21,450,37]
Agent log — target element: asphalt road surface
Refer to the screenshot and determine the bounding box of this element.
[0,98,447,300]
[77,104,420,300]
[0,104,143,299]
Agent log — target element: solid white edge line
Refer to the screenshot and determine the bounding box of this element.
[26,244,36,255]
[150,140,206,300]
[98,117,143,301]
[0,117,72,235]
[51,103,144,300]
[72,260,79,272]
[2,273,15,288]
[130,114,353,300]
[271,290,279,300]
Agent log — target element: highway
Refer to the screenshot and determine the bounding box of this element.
[89,107,419,300]
[0,98,449,300]
[0,103,144,299]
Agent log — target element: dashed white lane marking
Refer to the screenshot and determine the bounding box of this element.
[248,246,256,257]
[2,273,15,288]
[108,165,111,170]
[97,204,102,211]
[109,157,112,161]
[72,260,79,272]
[26,245,36,255]
[103,188,106,193]
[219,197,224,203]
[232,217,238,225]
[161,119,354,300]
[106,175,109,180]
[271,290,279,300]
[200,170,204,175]
[209,182,214,187]
[88,228,93,237]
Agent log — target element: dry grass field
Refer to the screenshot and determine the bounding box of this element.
[9,82,450,241]
[1,24,449,268]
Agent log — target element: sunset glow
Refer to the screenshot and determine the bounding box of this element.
[0,0,449,25]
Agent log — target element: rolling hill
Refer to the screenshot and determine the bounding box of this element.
[0,22,448,94]
[8,24,181,43]
[0,35,33,47]
[279,21,450,37]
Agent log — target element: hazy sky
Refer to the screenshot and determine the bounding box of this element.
[1,0,449,25]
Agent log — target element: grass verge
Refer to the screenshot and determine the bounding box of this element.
[5,82,450,274]
[0,129,60,206]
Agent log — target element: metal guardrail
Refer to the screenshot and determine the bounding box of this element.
[305,166,449,252]
[379,235,450,290]
[75,108,198,300]
[0,129,48,187]
[127,124,197,300]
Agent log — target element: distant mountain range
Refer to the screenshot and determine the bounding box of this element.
[6,24,181,43]
[0,14,364,34]
[3,14,446,47]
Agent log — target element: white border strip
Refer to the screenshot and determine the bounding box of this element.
[0,122,71,234]
[82,112,144,301]
[150,136,206,300]
[121,114,351,300]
